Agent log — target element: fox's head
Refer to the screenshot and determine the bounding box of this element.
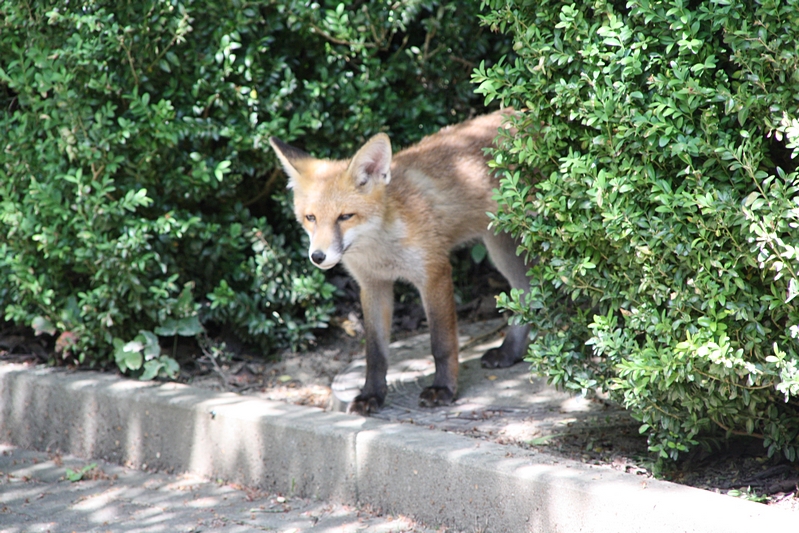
[269,134,392,270]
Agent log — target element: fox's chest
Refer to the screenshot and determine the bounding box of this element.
[344,247,426,287]
[342,218,428,287]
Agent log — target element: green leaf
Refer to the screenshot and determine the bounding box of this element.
[214,160,231,182]
[32,316,56,336]
[153,319,179,337]
[471,243,488,263]
[176,316,203,336]
[114,338,144,372]
[65,463,97,482]
[139,360,162,381]
[526,433,564,446]
[139,330,161,359]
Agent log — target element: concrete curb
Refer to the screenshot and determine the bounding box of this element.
[0,363,792,532]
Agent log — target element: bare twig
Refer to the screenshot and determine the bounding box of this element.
[198,335,230,387]
[146,11,192,73]
[310,24,376,49]
[118,37,139,88]
[459,321,508,352]
[243,168,282,207]
[710,416,766,439]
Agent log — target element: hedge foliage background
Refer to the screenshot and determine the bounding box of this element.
[6,0,799,464]
[0,0,508,376]
[476,0,799,460]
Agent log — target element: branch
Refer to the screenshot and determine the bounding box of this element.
[243,168,281,207]
[310,24,376,49]
[711,416,765,439]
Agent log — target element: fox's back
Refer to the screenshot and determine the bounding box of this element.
[387,110,510,250]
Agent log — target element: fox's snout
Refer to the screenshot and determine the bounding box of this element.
[310,249,328,267]
[305,214,358,270]
[307,242,343,270]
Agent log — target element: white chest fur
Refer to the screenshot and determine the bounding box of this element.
[342,217,427,287]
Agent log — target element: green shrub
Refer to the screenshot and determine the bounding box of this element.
[0,0,507,376]
[476,0,799,460]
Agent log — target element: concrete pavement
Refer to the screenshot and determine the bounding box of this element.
[0,444,434,532]
[0,350,795,532]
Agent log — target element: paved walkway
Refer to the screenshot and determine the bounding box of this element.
[0,444,436,533]
[331,319,624,441]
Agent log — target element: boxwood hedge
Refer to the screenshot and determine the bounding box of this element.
[476,0,799,460]
[0,0,508,376]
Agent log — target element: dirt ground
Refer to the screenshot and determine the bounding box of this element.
[2,262,798,512]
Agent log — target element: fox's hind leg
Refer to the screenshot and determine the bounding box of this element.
[480,229,531,368]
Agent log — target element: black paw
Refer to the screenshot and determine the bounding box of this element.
[418,386,455,407]
[348,393,384,416]
[480,346,523,369]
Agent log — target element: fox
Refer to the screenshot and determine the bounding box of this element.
[269,109,531,415]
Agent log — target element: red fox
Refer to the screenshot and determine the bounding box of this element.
[270,110,530,415]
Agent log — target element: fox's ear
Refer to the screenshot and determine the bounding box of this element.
[269,137,310,189]
[348,133,392,188]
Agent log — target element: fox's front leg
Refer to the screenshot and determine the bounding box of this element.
[418,261,459,407]
[349,279,394,416]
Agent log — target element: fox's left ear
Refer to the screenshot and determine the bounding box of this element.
[269,137,310,189]
[348,133,392,188]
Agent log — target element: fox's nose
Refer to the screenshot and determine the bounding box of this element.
[310,250,326,265]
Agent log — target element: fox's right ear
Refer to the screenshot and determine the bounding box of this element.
[348,133,392,188]
[269,137,310,189]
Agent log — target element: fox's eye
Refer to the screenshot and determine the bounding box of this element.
[338,213,354,222]
[305,214,316,223]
